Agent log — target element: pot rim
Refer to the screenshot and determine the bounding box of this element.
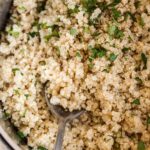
[0,126,21,150]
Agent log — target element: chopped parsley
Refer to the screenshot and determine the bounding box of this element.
[139,17,145,27]
[109,53,118,61]
[37,146,48,150]
[108,25,124,39]
[97,2,108,11]
[124,11,136,22]
[147,116,150,125]
[107,0,121,7]
[40,22,51,29]
[24,94,30,100]
[28,31,39,38]
[3,112,11,120]
[37,1,46,13]
[12,68,20,75]
[122,47,130,53]
[14,89,20,95]
[84,26,90,33]
[88,63,94,69]
[141,53,147,70]
[98,48,107,58]
[68,5,79,16]
[16,131,26,141]
[81,0,97,13]
[137,141,145,150]
[135,77,143,85]
[18,6,26,11]
[22,109,27,117]
[102,65,111,73]
[134,1,141,9]
[39,60,46,66]
[112,8,121,20]
[55,47,60,56]
[89,46,107,61]
[70,28,77,36]
[7,28,20,38]
[132,99,140,105]
[44,25,60,41]
[76,51,81,58]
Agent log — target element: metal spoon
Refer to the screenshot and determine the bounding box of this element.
[43,81,85,150]
[0,0,13,31]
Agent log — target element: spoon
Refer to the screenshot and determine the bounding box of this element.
[0,0,13,31]
[43,81,85,150]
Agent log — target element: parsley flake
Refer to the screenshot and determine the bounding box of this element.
[147,117,150,125]
[109,53,118,61]
[70,28,77,36]
[108,25,124,39]
[122,47,130,53]
[37,146,48,150]
[81,0,97,13]
[134,1,141,9]
[112,8,121,20]
[137,141,145,150]
[12,68,20,75]
[132,99,140,105]
[16,131,26,142]
[141,53,147,70]
[108,0,121,7]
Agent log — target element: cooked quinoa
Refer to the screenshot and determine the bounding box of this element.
[0,0,150,149]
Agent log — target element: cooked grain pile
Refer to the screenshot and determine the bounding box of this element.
[0,0,150,149]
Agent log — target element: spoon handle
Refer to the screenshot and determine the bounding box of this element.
[54,120,66,150]
[0,0,12,30]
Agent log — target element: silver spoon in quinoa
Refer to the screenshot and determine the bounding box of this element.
[43,81,85,150]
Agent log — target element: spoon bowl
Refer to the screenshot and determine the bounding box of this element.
[43,81,85,150]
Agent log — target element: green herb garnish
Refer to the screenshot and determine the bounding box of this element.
[139,17,145,27]
[147,117,150,125]
[16,131,26,141]
[70,28,77,36]
[14,89,20,95]
[39,61,46,65]
[28,32,39,38]
[122,47,130,53]
[82,0,97,13]
[68,5,79,16]
[18,6,26,11]
[12,68,20,75]
[137,141,145,150]
[107,0,121,7]
[89,46,107,60]
[84,26,90,33]
[134,1,141,9]
[132,99,140,105]
[76,51,81,58]
[3,112,11,120]
[108,25,124,39]
[135,77,143,85]
[109,53,118,61]
[124,11,136,22]
[98,48,107,58]
[37,1,46,13]
[40,22,50,29]
[141,53,147,70]
[44,25,60,41]
[37,146,48,150]
[7,29,20,38]
[112,8,121,20]
[24,94,30,100]
[147,116,150,125]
